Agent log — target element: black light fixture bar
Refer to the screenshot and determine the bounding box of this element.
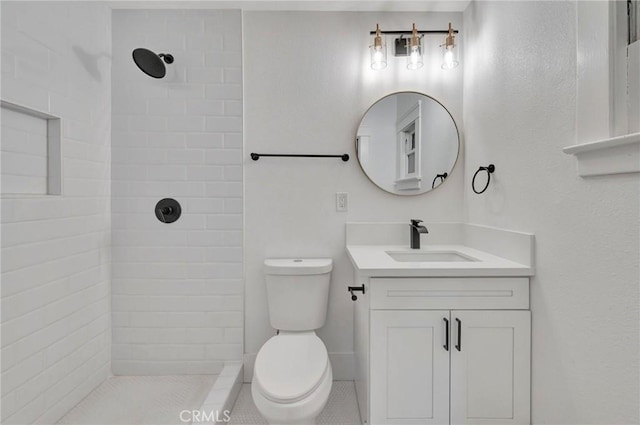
[369,29,459,35]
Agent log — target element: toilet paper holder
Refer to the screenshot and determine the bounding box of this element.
[348,284,365,301]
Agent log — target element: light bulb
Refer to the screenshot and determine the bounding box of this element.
[407,46,423,70]
[372,48,384,67]
[406,23,423,70]
[444,49,453,65]
[410,50,420,63]
[443,48,456,69]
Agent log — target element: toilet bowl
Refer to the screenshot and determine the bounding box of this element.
[252,258,333,425]
[252,332,332,424]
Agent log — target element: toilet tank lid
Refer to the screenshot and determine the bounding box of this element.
[264,258,333,275]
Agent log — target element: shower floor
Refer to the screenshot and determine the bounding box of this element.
[228,381,361,425]
[57,375,217,425]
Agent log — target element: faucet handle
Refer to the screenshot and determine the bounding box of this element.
[411,219,423,226]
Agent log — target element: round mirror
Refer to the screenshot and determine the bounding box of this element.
[355,92,459,195]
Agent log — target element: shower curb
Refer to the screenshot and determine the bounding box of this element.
[197,362,243,424]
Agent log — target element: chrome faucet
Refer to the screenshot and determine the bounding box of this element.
[410,219,429,249]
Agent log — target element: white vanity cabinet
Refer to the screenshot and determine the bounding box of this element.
[356,277,531,425]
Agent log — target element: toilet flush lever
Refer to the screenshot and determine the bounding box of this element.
[348,285,365,301]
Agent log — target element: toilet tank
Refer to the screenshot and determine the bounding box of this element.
[264,258,332,331]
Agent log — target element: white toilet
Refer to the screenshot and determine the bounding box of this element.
[252,258,333,425]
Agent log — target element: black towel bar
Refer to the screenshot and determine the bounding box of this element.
[250,153,349,161]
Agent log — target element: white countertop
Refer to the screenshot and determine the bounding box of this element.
[346,244,534,277]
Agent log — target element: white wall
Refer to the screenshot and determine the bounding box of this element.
[111,9,243,375]
[1,2,112,424]
[243,11,463,380]
[463,1,639,423]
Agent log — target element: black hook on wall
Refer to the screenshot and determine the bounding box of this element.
[472,164,495,194]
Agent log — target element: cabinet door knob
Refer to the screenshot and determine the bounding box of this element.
[455,318,462,351]
[443,317,449,351]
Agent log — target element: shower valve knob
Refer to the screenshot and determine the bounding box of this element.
[155,198,181,224]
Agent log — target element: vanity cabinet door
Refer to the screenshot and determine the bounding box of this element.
[450,311,531,425]
[370,310,450,425]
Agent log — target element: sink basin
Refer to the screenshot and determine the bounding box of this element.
[385,250,478,263]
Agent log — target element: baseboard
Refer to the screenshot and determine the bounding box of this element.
[243,352,354,382]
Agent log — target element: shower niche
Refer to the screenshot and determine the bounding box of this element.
[0,101,62,196]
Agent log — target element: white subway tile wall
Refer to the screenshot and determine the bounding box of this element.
[1,2,112,424]
[111,10,243,375]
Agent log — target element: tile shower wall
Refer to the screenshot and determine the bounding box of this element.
[111,10,243,375]
[1,2,112,424]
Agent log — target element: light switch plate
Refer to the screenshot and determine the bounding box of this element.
[336,192,348,212]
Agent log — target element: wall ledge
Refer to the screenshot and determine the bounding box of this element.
[562,132,640,176]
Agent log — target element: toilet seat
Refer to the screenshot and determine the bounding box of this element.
[254,333,329,404]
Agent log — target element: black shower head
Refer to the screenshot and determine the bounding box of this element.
[132,48,174,78]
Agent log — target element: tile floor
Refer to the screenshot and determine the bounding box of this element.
[57,375,216,425]
[228,381,361,425]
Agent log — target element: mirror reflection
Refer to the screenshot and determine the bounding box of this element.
[356,92,459,195]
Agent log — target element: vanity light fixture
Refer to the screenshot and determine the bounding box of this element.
[368,22,459,71]
[441,22,459,69]
[370,24,387,70]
